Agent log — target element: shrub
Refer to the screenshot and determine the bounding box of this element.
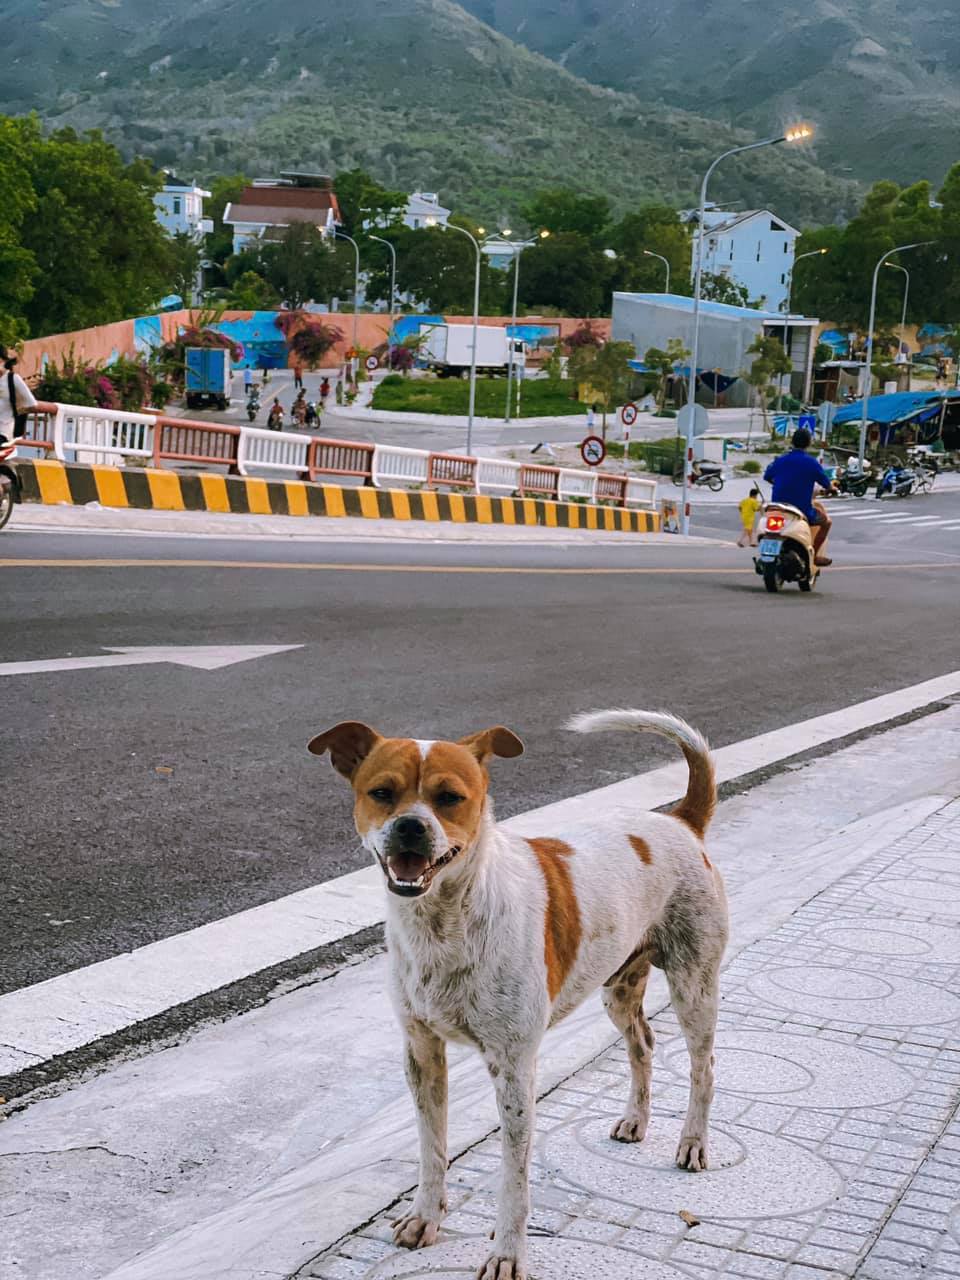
[740,459,761,474]
[276,311,344,369]
[380,373,404,387]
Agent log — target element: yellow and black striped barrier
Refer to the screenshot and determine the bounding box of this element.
[17,459,661,534]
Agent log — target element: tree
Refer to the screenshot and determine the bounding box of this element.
[521,189,611,240]
[0,116,38,341]
[275,312,344,369]
[701,272,751,307]
[205,173,248,267]
[644,338,690,413]
[517,233,615,316]
[255,223,353,309]
[225,271,278,309]
[167,231,202,305]
[744,335,791,433]
[400,222,505,313]
[18,124,172,335]
[606,205,691,294]
[567,339,636,436]
[334,168,407,237]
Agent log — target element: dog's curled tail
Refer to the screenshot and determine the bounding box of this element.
[566,709,716,838]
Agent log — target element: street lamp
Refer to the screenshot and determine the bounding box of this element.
[681,124,813,536]
[439,221,484,455]
[780,247,828,406]
[884,261,910,365]
[858,241,934,464]
[501,230,547,422]
[368,234,397,355]
[334,229,361,361]
[643,249,670,293]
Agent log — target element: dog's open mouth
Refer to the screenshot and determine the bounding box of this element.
[380,846,462,897]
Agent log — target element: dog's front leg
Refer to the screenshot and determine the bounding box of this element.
[393,1020,448,1250]
[478,1052,537,1280]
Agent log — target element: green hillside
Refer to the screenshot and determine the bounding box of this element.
[458,0,960,187]
[0,0,857,225]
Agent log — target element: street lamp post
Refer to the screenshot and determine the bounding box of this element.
[780,247,828,407]
[885,261,910,364]
[368,234,397,357]
[681,126,812,536]
[334,229,361,368]
[502,231,545,423]
[439,221,484,455]
[858,241,934,465]
[643,249,670,293]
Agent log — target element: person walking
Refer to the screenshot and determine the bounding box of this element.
[293,362,304,391]
[243,365,253,394]
[320,375,331,404]
[0,345,37,442]
[737,486,763,547]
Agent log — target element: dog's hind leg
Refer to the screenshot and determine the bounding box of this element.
[393,1020,449,1250]
[665,956,721,1172]
[602,951,655,1142]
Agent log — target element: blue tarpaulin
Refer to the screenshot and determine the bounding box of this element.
[832,390,960,427]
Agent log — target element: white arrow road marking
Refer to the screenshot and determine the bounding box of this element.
[0,644,303,678]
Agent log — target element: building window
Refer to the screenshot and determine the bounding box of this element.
[173,197,181,215]
[784,242,789,253]
[770,219,784,231]
[781,273,786,284]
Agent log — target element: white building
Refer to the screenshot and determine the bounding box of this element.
[686,207,799,313]
[223,174,340,256]
[405,191,450,230]
[153,175,213,240]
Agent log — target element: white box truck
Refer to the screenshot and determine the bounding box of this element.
[419,323,525,378]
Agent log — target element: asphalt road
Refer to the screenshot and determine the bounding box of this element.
[3,501,959,991]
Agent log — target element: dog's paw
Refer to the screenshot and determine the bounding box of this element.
[392,1214,441,1249]
[476,1253,526,1280]
[610,1115,648,1143]
[676,1134,709,1171]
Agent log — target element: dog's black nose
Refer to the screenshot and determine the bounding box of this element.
[394,815,428,842]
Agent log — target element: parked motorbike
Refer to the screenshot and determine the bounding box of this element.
[672,460,724,492]
[245,389,260,422]
[836,458,872,498]
[753,502,820,594]
[876,456,920,499]
[0,438,21,531]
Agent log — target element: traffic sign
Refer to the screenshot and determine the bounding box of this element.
[798,413,817,432]
[365,355,379,372]
[620,402,638,427]
[580,435,606,467]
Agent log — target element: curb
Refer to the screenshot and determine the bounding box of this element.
[17,459,661,534]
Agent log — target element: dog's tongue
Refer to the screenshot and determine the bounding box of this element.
[387,851,431,882]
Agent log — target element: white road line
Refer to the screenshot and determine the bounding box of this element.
[850,512,940,522]
[0,645,303,678]
[3,668,960,1075]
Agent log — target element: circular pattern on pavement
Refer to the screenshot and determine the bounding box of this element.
[813,917,960,963]
[543,1113,841,1219]
[663,1031,913,1109]
[863,876,960,911]
[746,964,960,1027]
[369,1237,687,1279]
[905,854,960,875]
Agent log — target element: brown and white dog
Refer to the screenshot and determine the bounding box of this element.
[309,710,728,1280]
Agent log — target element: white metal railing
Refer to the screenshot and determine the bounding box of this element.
[372,445,430,489]
[56,404,156,464]
[235,426,310,476]
[557,468,597,503]
[475,458,522,496]
[624,476,658,508]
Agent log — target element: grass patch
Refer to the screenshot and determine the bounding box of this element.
[371,377,585,418]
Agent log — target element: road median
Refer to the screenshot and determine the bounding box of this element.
[16,458,661,534]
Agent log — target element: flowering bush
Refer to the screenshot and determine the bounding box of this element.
[36,349,167,411]
[565,321,604,351]
[275,311,344,368]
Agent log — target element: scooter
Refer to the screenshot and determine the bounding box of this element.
[753,502,820,594]
[672,460,724,492]
[875,456,919,499]
[836,457,872,497]
[245,388,260,422]
[0,438,22,531]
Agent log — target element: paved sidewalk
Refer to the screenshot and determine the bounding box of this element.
[306,798,960,1280]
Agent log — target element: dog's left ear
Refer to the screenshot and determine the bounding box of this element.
[458,726,524,764]
[308,721,382,779]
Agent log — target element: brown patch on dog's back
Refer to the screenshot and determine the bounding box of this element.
[527,838,581,1001]
[628,835,653,865]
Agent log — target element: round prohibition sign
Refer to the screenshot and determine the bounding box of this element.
[580,434,606,467]
[620,402,639,427]
[365,355,380,372]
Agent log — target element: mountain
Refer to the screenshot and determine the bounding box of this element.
[458,0,960,189]
[0,0,857,226]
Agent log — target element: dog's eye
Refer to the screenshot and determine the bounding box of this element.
[368,787,394,803]
[436,791,464,807]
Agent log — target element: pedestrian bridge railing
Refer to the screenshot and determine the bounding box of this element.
[17,401,657,510]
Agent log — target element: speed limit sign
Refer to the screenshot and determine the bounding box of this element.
[620,402,638,427]
[365,355,379,372]
[580,435,606,467]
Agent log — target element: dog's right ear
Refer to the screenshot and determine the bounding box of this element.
[307,721,382,780]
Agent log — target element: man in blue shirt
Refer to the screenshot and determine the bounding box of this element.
[764,427,838,566]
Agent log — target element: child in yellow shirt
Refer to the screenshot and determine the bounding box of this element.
[737,487,762,546]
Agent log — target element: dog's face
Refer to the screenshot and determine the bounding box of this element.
[308,722,523,898]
